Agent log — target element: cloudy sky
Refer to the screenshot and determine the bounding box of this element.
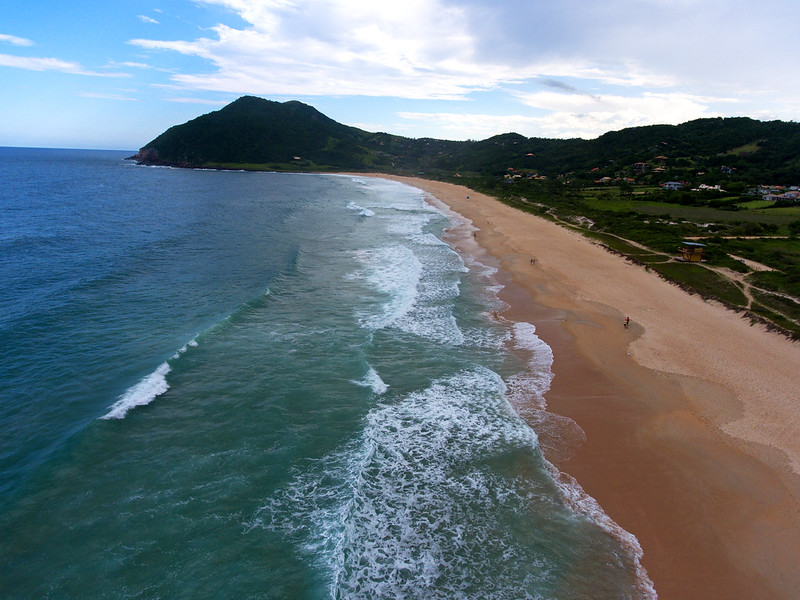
[2,0,799,149]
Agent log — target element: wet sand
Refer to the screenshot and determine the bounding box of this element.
[372,175,800,600]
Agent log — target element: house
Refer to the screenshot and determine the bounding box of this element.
[695,184,726,192]
[764,191,800,205]
[679,241,706,262]
[661,181,684,191]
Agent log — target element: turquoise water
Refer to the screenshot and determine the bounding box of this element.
[0,149,652,598]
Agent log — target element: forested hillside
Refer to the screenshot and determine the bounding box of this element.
[135,96,800,185]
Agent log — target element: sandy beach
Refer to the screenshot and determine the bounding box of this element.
[371,175,800,600]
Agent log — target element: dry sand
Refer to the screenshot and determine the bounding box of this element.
[368,175,800,600]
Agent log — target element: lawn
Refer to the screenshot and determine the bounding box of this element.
[737,200,775,209]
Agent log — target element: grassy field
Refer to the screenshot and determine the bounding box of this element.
[483,179,800,337]
[584,196,800,227]
[737,199,775,209]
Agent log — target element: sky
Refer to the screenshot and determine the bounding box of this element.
[2,0,799,150]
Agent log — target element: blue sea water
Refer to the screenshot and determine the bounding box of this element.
[0,148,653,599]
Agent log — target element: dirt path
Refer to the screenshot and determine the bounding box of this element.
[558,216,800,328]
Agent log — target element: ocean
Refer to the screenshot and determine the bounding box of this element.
[0,148,653,599]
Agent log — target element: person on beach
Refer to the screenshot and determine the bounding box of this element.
[624,316,630,328]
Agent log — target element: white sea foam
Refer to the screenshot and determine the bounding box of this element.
[101,338,197,420]
[461,324,510,351]
[247,364,652,597]
[355,244,422,331]
[248,174,653,598]
[546,461,658,600]
[505,321,555,412]
[172,337,199,358]
[501,325,656,598]
[420,188,656,596]
[394,305,464,345]
[346,201,375,217]
[383,213,430,237]
[350,219,467,345]
[249,368,569,598]
[101,361,171,420]
[354,243,466,344]
[350,365,388,395]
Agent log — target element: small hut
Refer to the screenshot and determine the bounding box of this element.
[679,241,706,262]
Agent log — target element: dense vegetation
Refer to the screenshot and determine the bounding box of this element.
[136,96,800,184]
[135,96,800,337]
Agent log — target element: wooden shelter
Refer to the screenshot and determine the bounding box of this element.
[679,241,706,262]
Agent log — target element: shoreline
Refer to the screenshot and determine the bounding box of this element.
[364,174,800,600]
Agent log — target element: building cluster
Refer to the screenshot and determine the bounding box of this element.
[504,168,548,181]
[759,186,800,204]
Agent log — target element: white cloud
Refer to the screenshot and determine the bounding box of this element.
[114,61,153,69]
[399,89,739,139]
[128,0,520,99]
[124,0,731,101]
[138,15,160,25]
[0,54,82,73]
[0,33,34,47]
[397,111,544,140]
[164,97,230,105]
[0,53,131,77]
[78,92,138,101]
[124,0,800,137]
[515,90,732,123]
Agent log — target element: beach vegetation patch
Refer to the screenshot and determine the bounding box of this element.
[749,290,800,334]
[653,262,749,307]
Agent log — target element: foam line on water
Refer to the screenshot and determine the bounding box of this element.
[545,461,657,600]
[100,362,171,420]
[346,201,375,217]
[351,241,467,345]
[505,321,555,412]
[248,368,579,598]
[349,365,388,395]
[100,337,197,420]
[502,320,657,598]
[353,244,422,331]
[420,195,656,596]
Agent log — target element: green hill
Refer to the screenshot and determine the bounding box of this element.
[134,96,380,169]
[135,96,800,184]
